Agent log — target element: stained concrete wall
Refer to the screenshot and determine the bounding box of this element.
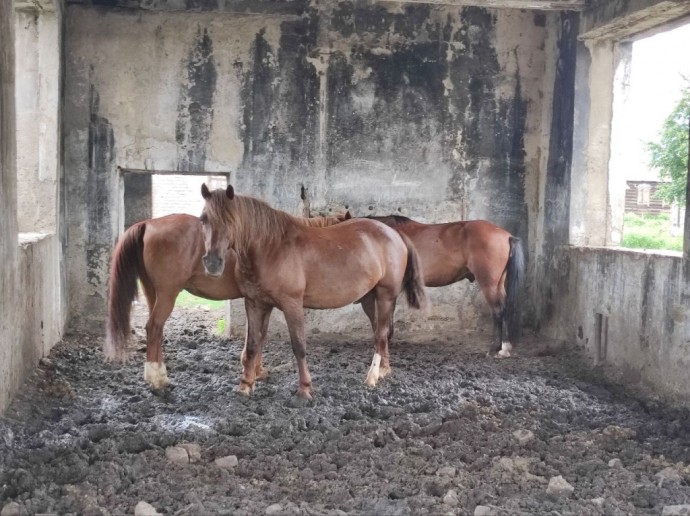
[0,2,67,413]
[64,2,555,334]
[545,247,690,401]
[544,0,690,401]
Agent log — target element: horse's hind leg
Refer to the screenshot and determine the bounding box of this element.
[361,292,396,345]
[483,287,512,358]
[144,290,177,390]
[365,290,395,387]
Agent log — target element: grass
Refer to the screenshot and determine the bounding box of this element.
[174,289,225,311]
[174,290,227,337]
[621,212,683,252]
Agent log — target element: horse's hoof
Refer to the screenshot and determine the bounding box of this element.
[496,350,511,358]
[379,366,392,379]
[296,387,312,400]
[235,383,254,396]
[364,375,378,388]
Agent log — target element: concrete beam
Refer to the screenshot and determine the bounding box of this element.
[14,0,57,12]
[580,0,690,41]
[65,0,306,16]
[379,0,586,10]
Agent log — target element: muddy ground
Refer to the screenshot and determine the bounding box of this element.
[1,306,690,516]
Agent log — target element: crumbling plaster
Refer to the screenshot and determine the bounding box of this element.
[0,1,66,413]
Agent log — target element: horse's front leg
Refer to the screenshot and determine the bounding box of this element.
[239,307,272,381]
[282,303,312,399]
[237,299,271,395]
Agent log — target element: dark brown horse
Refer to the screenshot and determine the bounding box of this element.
[104,211,349,389]
[366,215,525,357]
[200,184,427,398]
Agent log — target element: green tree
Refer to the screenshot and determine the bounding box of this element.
[647,84,689,207]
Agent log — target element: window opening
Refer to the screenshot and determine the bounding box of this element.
[610,23,690,252]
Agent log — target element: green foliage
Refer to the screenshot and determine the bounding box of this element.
[175,290,225,311]
[647,84,689,207]
[216,318,226,336]
[621,212,683,251]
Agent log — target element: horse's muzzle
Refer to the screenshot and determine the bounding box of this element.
[202,253,225,277]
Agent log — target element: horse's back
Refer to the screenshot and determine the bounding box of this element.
[295,219,408,309]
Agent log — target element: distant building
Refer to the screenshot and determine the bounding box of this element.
[624,180,670,215]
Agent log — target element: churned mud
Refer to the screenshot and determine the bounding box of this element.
[1,306,690,515]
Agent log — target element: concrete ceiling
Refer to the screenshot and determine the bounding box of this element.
[381,0,586,10]
[64,0,587,12]
[14,0,57,11]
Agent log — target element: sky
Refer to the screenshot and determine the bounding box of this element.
[617,22,690,181]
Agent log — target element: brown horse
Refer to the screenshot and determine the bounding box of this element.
[366,215,525,357]
[104,211,350,390]
[200,184,427,399]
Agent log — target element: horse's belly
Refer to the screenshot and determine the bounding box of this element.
[185,273,242,300]
[302,277,376,309]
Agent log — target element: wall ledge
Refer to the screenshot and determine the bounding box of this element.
[18,231,55,247]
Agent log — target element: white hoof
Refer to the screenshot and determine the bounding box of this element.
[365,353,381,387]
[497,341,513,358]
[145,361,170,390]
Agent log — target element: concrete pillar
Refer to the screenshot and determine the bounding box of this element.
[572,39,616,246]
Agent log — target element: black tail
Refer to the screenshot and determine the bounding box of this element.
[400,233,428,310]
[505,236,525,341]
[104,222,146,363]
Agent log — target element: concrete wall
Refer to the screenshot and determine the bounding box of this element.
[63,2,555,333]
[546,0,690,401]
[545,246,690,401]
[0,1,66,413]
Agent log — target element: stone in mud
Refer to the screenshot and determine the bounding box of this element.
[443,489,459,506]
[134,501,161,516]
[608,458,623,468]
[474,505,498,516]
[602,425,635,439]
[513,429,535,445]
[0,502,21,516]
[546,475,574,497]
[437,466,457,477]
[656,467,682,483]
[662,505,690,516]
[215,455,239,469]
[590,497,605,507]
[265,504,282,515]
[165,445,190,465]
[179,443,202,463]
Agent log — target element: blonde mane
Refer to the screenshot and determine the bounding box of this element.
[204,191,345,256]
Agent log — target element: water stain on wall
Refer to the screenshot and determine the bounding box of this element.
[86,85,114,289]
[176,27,217,172]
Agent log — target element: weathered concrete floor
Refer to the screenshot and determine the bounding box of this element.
[1,307,690,515]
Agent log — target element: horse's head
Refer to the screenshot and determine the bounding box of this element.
[200,183,235,277]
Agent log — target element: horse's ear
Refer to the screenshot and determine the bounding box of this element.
[201,183,211,200]
[226,185,235,199]
[344,210,352,220]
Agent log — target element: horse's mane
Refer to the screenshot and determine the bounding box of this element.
[366,214,415,227]
[204,191,344,255]
[299,213,348,227]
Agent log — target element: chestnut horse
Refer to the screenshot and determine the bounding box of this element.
[366,215,525,357]
[200,184,427,399]
[104,211,349,389]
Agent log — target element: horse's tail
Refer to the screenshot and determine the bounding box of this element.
[104,222,147,363]
[400,233,428,310]
[504,236,525,341]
